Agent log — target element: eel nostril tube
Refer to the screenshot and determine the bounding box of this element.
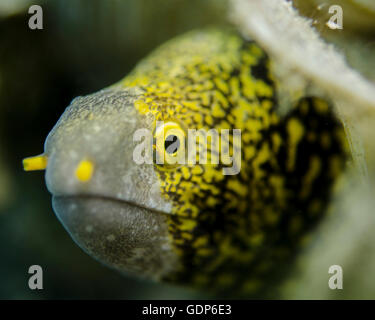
[23,154,48,171]
[75,159,94,182]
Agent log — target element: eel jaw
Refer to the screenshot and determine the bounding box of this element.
[40,88,178,280]
[52,195,179,281]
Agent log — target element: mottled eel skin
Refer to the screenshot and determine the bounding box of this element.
[26,29,348,297]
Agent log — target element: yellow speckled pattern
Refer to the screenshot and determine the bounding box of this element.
[118,29,348,297]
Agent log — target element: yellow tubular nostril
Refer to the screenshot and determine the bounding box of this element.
[23,155,48,171]
[75,159,94,182]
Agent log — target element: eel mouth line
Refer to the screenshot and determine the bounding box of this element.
[52,194,170,217]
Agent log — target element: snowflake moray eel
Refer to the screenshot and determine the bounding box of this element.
[23,29,348,297]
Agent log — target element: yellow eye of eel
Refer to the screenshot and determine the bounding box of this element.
[154,121,186,166]
[22,28,349,298]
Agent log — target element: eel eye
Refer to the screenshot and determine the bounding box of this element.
[154,121,185,165]
[165,134,180,154]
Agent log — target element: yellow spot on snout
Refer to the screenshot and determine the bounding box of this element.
[75,160,94,182]
[23,155,48,171]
